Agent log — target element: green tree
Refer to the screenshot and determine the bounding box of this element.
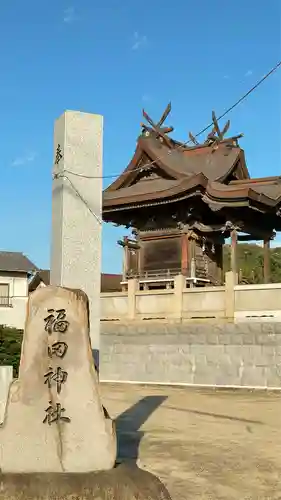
[0,325,23,377]
[223,243,281,284]
[270,247,281,283]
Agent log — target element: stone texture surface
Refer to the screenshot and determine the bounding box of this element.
[100,322,281,387]
[0,463,172,500]
[0,366,13,425]
[0,287,116,473]
[51,110,102,363]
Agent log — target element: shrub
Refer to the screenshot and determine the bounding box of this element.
[0,325,23,377]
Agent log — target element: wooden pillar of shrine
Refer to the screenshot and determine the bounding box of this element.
[230,229,238,283]
[122,245,128,281]
[263,237,271,284]
[215,244,223,285]
[181,233,188,275]
[189,237,196,287]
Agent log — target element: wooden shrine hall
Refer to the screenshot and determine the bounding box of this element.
[102,103,281,287]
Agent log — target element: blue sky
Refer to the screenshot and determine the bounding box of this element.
[1,0,280,273]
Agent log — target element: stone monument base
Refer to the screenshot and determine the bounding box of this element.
[0,463,172,500]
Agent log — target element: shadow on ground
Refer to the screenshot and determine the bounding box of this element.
[114,394,263,464]
[115,395,168,463]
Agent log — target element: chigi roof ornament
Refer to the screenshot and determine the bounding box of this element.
[141,102,174,147]
[205,111,230,145]
[189,111,243,150]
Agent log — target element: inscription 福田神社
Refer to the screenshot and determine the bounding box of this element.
[44,366,68,394]
[43,401,71,425]
[48,341,68,359]
[43,308,71,425]
[44,309,69,334]
[54,144,63,165]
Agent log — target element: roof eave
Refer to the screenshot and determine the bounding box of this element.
[0,268,31,274]
[102,173,208,211]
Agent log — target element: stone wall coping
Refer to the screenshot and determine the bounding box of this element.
[235,283,281,291]
[100,292,128,297]
[183,286,225,294]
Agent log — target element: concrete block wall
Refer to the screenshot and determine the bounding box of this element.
[100,322,281,388]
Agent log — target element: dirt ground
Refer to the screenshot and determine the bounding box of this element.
[101,383,281,500]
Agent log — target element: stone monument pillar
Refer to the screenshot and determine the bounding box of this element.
[0,287,172,498]
[0,286,116,473]
[50,111,102,367]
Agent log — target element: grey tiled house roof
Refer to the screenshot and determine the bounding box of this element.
[0,252,38,273]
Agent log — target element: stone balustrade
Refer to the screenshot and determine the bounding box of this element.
[101,272,281,323]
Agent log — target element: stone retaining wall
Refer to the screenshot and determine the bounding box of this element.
[100,322,281,388]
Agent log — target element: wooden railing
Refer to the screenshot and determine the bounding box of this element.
[126,268,182,280]
[125,256,220,287]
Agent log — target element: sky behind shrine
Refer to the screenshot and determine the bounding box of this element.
[0,0,280,272]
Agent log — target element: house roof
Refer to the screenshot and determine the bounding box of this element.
[102,104,281,227]
[28,269,50,292]
[0,251,38,273]
[100,274,122,292]
[28,269,122,293]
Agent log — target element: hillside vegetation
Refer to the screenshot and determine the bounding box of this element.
[224,243,281,284]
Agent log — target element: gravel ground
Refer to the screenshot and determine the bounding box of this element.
[101,383,281,500]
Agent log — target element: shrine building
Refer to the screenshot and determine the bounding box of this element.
[102,104,281,288]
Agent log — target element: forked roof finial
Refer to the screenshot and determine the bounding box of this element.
[141,102,174,147]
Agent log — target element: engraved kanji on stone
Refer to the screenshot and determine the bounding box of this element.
[44,309,69,334]
[48,341,68,359]
[43,402,71,425]
[55,144,63,165]
[44,366,68,394]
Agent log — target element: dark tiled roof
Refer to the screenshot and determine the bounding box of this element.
[28,269,50,292]
[0,251,38,273]
[37,269,50,285]
[29,269,122,293]
[101,273,122,292]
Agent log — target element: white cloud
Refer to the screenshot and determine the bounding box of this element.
[11,152,37,167]
[63,6,76,23]
[245,69,253,77]
[223,74,230,80]
[132,32,147,51]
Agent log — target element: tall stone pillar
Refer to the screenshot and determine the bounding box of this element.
[50,111,103,367]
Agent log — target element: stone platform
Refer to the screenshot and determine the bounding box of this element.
[0,463,172,500]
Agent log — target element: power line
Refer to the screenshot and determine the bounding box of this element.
[55,59,281,182]
[190,60,281,137]
[60,174,102,225]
